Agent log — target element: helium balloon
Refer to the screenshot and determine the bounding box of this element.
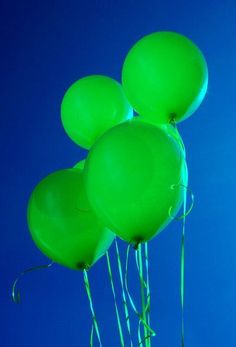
[27,168,115,270]
[61,75,133,149]
[85,120,186,246]
[163,123,186,156]
[74,159,85,170]
[133,116,186,157]
[122,32,208,124]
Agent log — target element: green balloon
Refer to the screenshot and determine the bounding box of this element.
[27,168,115,270]
[61,75,133,149]
[74,159,85,170]
[85,120,186,245]
[122,32,208,124]
[133,116,186,157]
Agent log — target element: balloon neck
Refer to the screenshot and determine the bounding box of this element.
[76,262,90,271]
[169,113,177,127]
[132,237,144,250]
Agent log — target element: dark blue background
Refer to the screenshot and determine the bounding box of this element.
[1,0,236,346]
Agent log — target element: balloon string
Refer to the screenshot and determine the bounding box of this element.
[135,245,152,347]
[181,185,187,347]
[124,244,156,343]
[11,261,54,304]
[115,239,134,347]
[169,120,186,154]
[169,184,194,221]
[125,245,143,347]
[138,245,148,347]
[106,251,125,347]
[144,243,151,347]
[135,244,151,319]
[134,251,144,347]
[90,324,94,347]
[83,270,103,347]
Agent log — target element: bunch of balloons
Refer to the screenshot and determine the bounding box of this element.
[28,31,208,269]
[25,31,208,345]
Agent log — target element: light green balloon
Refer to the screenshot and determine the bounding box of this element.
[122,32,208,124]
[85,120,186,246]
[27,168,115,270]
[74,159,85,170]
[61,75,133,149]
[133,115,186,157]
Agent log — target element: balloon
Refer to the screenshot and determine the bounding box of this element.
[85,120,186,245]
[74,159,85,170]
[61,75,133,149]
[122,32,208,124]
[27,168,115,270]
[133,115,186,157]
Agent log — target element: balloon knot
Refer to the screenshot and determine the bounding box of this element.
[132,237,143,250]
[76,262,90,271]
[169,113,177,127]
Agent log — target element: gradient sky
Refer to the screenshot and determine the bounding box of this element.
[1,0,236,346]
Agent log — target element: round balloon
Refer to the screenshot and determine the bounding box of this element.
[122,32,208,124]
[85,120,186,246]
[133,116,186,157]
[61,75,133,149]
[27,168,115,270]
